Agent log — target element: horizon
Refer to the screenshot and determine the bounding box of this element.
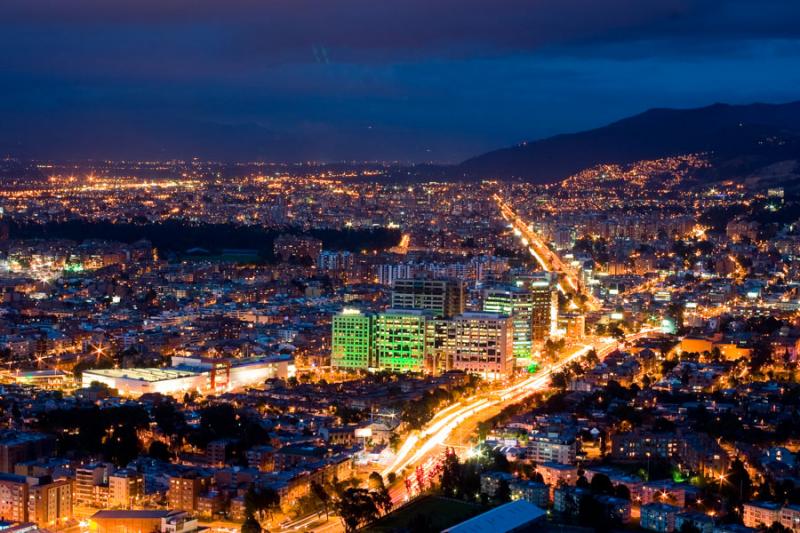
[2,98,799,167]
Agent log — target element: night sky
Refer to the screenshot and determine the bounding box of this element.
[2,0,799,163]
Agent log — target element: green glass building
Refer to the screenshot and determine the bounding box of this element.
[483,284,533,363]
[331,309,373,369]
[373,309,429,372]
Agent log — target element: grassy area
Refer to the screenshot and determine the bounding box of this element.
[365,495,485,532]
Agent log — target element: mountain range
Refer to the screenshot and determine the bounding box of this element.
[456,101,800,184]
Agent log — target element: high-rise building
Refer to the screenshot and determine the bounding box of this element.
[317,250,354,271]
[0,473,29,522]
[391,278,465,318]
[330,309,373,370]
[376,263,415,286]
[75,463,111,507]
[27,477,73,528]
[373,309,429,372]
[530,280,558,342]
[109,469,145,509]
[483,284,534,363]
[0,473,73,526]
[167,472,211,513]
[451,313,514,379]
[424,318,456,375]
[0,432,55,473]
[563,313,585,340]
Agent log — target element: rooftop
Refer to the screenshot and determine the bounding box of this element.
[91,510,181,520]
[442,500,546,533]
[82,367,199,382]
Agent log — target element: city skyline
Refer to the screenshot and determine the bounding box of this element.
[1,2,800,533]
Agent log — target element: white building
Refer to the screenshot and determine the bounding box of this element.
[526,432,577,464]
[82,355,292,398]
[743,501,783,529]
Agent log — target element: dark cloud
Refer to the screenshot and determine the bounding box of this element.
[0,0,798,161]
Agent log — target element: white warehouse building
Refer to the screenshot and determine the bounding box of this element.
[82,354,293,397]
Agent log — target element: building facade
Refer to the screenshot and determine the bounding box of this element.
[391,278,464,318]
[330,309,373,369]
[372,309,429,372]
[483,285,534,363]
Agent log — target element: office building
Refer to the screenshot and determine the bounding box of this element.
[563,313,586,340]
[424,318,456,375]
[330,309,373,370]
[391,278,464,318]
[451,312,514,379]
[531,280,558,342]
[373,309,429,372]
[483,284,534,363]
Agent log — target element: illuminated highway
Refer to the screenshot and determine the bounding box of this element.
[281,330,655,532]
[494,194,602,311]
[381,328,655,508]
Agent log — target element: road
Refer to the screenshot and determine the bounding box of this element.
[494,194,601,311]
[382,333,655,505]
[280,329,654,532]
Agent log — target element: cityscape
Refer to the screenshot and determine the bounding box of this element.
[1,2,800,533]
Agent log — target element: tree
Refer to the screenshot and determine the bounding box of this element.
[102,422,142,466]
[765,522,792,533]
[608,323,625,341]
[199,404,238,440]
[679,522,701,533]
[364,474,393,517]
[152,400,184,436]
[496,479,511,503]
[148,441,171,462]
[721,458,752,505]
[584,349,600,367]
[244,486,280,526]
[368,472,385,491]
[551,371,569,391]
[614,484,631,500]
[590,473,614,495]
[240,515,261,533]
[311,481,331,519]
[440,452,461,497]
[490,450,511,473]
[335,488,380,533]
[371,485,393,516]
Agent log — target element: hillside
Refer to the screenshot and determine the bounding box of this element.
[456,101,800,183]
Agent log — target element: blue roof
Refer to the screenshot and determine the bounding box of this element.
[443,500,546,533]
